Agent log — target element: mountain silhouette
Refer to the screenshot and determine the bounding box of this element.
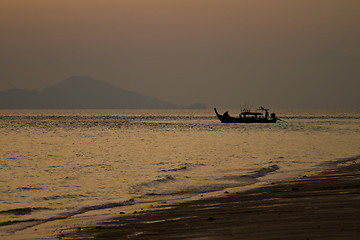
[0,76,206,109]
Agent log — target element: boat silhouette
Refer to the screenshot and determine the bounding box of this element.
[214,107,278,123]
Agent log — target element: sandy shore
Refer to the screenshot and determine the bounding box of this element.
[60,162,360,240]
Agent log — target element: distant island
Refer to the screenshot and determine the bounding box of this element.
[0,76,206,109]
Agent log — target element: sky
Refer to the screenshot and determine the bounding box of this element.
[1,0,360,109]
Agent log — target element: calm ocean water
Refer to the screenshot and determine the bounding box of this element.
[1,109,360,236]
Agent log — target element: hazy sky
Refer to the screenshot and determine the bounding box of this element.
[1,0,359,108]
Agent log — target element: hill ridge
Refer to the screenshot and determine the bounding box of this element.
[0,76,206,109]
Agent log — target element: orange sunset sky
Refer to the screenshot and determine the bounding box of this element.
[1,0,359,108]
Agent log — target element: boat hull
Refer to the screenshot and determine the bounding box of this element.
[214,108,277,123]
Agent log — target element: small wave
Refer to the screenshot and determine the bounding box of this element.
[221,164,280,181]
[189,184,239,194]
[251,164,280,178]
[324,155,360,167]
[160,166,188,172]
[155,175,176,182]
[0,199,136,230]
[221,175,260,182]
[42,194,85,201]
[0,207,50,216]
[78,199,135,212]
[159,163,204,172]
[129,175,176,195]
[135,175,176,189]
[0,218,39,227]
[16,186,43,191]
[146,184,239,197]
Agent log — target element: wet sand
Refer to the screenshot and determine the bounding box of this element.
[60,162,360,240]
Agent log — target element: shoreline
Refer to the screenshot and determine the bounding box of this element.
[61,161,360,239]
[4,161,360,239]
[1,179,272,240]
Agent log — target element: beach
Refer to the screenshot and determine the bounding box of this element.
[60,162,360,240]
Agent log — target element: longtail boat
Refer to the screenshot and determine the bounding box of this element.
[214,107,278,123]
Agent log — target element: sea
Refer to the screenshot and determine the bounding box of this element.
[1,109,360,237]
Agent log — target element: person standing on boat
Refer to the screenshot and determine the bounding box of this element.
[265,110,269,119]
[271,112,276,120]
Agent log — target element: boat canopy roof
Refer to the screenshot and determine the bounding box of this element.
[241,111,263,116]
